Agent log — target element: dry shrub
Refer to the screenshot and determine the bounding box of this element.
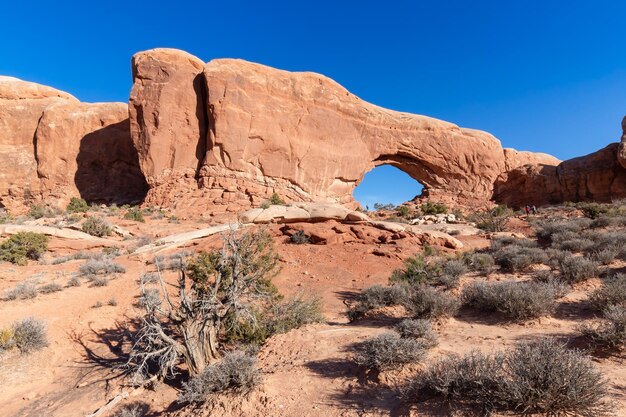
[464,252,495,275]
[395,319,438,347]
[12,318,47,353]
[580,305,626,351]
[3,280,38,300]
[178,351,261,404]
[462,280,557,321]
[588,274,626,310]
[494,246,548,272]
[558,255,598,283]
[81,216,112,237]
[404,286,459,319]
[79,258,125,276]
[353,332,428,371]
[404,338,613,416]
[348,284,409,320]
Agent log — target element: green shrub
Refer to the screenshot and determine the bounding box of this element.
[269,296,324,334]
[124,207,145,223]
[0,232,48,265]
[462,281,557,321]
[353,332,427,371]
[0,209,12,224]
[12,318,47,353]
[421,201,448,215]
[396,205,412,218]
[404,338,612,416]
[178,351,260,404]
[472,205,513,232]
[389,254,440,286]
[81,216,112,237]
[28,204,57,219]
[404,286,460,319]
[269,192,285,205]
[66,197,89,213]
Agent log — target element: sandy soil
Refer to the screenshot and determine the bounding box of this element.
[0,211,624,417]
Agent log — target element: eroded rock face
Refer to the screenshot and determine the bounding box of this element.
[494,143,626,207]
[0,77,146,212]
[130,49,559,214]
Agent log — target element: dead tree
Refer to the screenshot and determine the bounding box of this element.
[126,228,279,382]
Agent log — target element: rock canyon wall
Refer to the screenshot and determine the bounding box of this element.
[1,48,625,214]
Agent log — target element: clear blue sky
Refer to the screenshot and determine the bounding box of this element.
[3,1,626,207]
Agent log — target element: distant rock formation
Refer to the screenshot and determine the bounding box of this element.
[0,77,147,213]
[129,48,559,214]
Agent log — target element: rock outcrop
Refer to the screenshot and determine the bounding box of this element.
[0,77,147,212]
[129,48,560,214]
[494,143,626,207]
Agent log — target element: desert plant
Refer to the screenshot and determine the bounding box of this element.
[0,327,15,351]
[404,286,460,319]
[79,259,125,276]
[67,276,81,287]
[535,218,592,240]
[353,332,427,371]
[420,201,448,215]
[580,305,626,351]
[81,216,112,237]
[289,230,310,244]
[462,280,557,321]
[108,298,118,306]
[126,229,280,382]
[268,295,323,334]
[404,338,613,416]
[590,248,620,265]
[28,204,57,219]
[12,318,47,353]
[472,205,513,232]
[93,301,104,308]
[269,192,285,205]
[558,255,598,283]
[494,246,548,272]
[114,404,146,417]
[88,276,109,287]
[395,319,438,347]
[588,274,626,310]
[553,237,595,253]
[3,280,38,300]
[124,207,145,222]
[39,283,62,294]
[178,351,261,404]
[0,232,48,265]
[348,284,410,320]
[389,254,440,286]
[464,252,495,275]
[66,197,89,213]
[396,205,412,218]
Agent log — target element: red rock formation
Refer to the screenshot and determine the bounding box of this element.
[0,77,146,213]
[129,49,561,214]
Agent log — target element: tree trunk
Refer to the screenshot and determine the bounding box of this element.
[180,319,220,375]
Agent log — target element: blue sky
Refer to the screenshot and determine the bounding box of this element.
[3,1,626,207]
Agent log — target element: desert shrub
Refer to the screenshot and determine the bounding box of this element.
[39,283,62,294]
[404,286,460,319]
[422,244,439,257]
[545,248,571,269]
[178,351,260,404]
[464,252,495,275]
[553,238,595,253]
[462,280,557,321]
[89,276,109,287]
[114,404,146,417]
[66,197,89,213]
[550,230,581,244]
[577,202,611,219]
[124,207,145,223]
[348,284,409,320]
[289,230,310,244]
[594,231,626,252]
[535,218,592,240]
[532,272,571,297]
[0,232,48,265]
[93,301,104,308]
[590,248,620,265]
[404,338,612,416]
[494,246,548,272]
[0,328,15,351]
[268,296,323,334]
[51,250,93,265]
[395,319,438,347]
[490,236,537,251]
[588,274,626,310]
[442,260,466,278]
[389,254,440,286]
[590,216,620,228]
[108,298,118,306]
[580,305,626,351]
[269,192,285,205]
[127,230,280,381]
[12,318,47,353]
[435,274,460,289]
[67,276,81,287]
[81,216,112,237]
[396,205,412,218]
[79,259,125,276]
[139,272,159,285]
[3,280,38,300]
[421,201,448,215]
[28,204,57,219]
[353,332,427,371]
[472,205,513,232]
[0,209,12,224]
[558,255,598,283]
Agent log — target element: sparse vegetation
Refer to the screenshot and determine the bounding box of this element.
[588,274,626,310]
[11,318,47,353]
[3,280,38,300]
[124,207,145,223]
[493,245,548,272]
[420,201,448,215]
[389,254,440,286]
[0,232,48,265]
[580,305,626,351]
[67,276,81,287]
[178,351,261,404]
[353,332,428,371]
[404,338,613,416]
[289,230,310,244]
[269,192,285,205]
[28,204,57,219]
[462,280,557,321]
[81,216,112,237]
[39,283,62,294]
[464,252,495,275]
[79,258,126,276]
[396,205,412,218]
[557,255,599,283]
[405,286,460,319]
[66,197,89,213]
[395,319,438,347]
[348,284,409,320]
[472,205,513,232]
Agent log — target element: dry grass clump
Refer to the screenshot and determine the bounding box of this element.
[580,305,626,351]
[557,255,598,283]
[405,286,460,319]
[39,283,63,294]
[178,351,261,404]
[588,274,626,310]
[353,332,428,371]
[79,258,126,276]
[3,318,48,353]
[403,338,613,416]
[461,280,558,321]
[3,280,38,300]
[395,319,438,348]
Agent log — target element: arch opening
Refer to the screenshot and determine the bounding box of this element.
[353,164,425,210]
